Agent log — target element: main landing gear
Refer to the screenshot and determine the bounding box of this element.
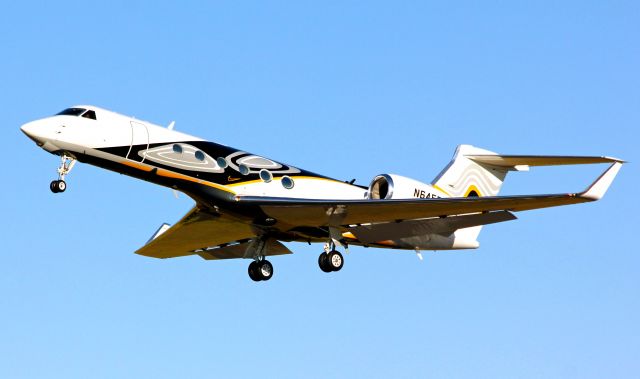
[248,259,273,282]
[245,239,345,282]
[50,154,76,194]
[318,242,344,273]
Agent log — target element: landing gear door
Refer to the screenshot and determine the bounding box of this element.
[127,121,150,162]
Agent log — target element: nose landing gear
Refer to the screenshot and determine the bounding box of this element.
[50,154,76,194]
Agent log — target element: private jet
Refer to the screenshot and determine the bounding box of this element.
[21,105,623,281]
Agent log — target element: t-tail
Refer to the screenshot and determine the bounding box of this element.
[431,144,622,248]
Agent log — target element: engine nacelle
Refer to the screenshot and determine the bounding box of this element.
[367,174,447,200]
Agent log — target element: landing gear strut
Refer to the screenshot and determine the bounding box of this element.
[248,259,273,282]
[50,153,76,194]
[318,242,344,273]
[245,236,274,282]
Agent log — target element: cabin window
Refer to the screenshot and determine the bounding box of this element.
[259,169,272,183]
[239,164,249,175]
[281,175,294,189]
[173,144,183,154]
[195,151,205,161]
[216,157,228,168]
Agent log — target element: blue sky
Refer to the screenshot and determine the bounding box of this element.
[2,1,638,378]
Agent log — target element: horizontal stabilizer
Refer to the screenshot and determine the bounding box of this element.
[467,154,624,169]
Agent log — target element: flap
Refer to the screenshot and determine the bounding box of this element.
[349,211,516,244]
[197,238,293,260]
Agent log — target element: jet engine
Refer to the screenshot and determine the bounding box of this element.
[367,174,446,200]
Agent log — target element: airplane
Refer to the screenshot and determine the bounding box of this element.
[20,105,624,281]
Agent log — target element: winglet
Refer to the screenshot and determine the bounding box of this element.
[579,162,623,201]
[146,223,171,244]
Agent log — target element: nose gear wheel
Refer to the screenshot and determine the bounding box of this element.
[50,180,66,193]
[50,154,76,194]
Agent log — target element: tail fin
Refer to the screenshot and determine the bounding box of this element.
[432,145,509,246]
[432,145,508,198]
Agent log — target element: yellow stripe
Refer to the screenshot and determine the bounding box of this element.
[156,169,235,194]
[464,184,482,197]
[121,160,154,172]
[120,161,235,194]
[432,184,452,196]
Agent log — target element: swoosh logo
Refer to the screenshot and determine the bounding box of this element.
[227,176,241,182]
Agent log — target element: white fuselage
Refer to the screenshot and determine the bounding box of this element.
[20,105,366,201]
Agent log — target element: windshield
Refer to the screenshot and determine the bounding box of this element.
[56,108,87,116]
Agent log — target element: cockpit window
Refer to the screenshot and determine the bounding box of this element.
[56,107,97,120]
[82,110,97,120]
[56,108,87,116]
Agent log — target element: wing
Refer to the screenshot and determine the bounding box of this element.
[135,207,257,259]
[348,211,517,244]
[234,162,622,227]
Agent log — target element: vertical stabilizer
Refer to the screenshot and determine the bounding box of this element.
[432,145,508,198]
[432,145,509,248]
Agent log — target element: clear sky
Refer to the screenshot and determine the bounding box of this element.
[2,1,638,378]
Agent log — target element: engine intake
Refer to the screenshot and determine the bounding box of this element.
[368,174,394,199]
[367,174,445,200]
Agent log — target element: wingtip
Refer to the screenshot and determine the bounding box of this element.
[603,156,626,164]
[579,162,623,201]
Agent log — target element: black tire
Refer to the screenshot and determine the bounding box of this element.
[318,252,332,273]
[248,261,261,282]
[258,260,273,281]
[327,250,344,272]
[50,181,59,193]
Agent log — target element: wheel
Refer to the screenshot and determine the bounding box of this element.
[49,180,67,193]
[318,252,332,273]
[327,250,344,272]
[248,261,261,282]
[257,260,273,281]
[50,180,66,193]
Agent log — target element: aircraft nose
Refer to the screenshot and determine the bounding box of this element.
[21,122,34,136]
[20,120,47,146]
